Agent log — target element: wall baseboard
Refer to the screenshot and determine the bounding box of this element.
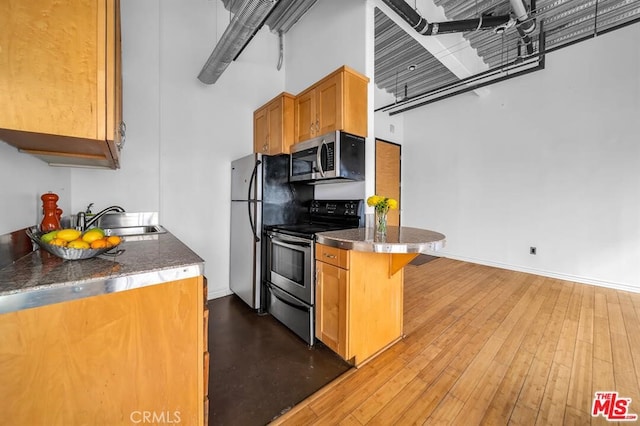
[207,288,233,301]
[425,251,640,294]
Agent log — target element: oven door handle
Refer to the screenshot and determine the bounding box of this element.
[270,236,312,250]
[266,283,310,313]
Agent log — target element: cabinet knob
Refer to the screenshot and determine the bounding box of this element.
[324,254,337,259]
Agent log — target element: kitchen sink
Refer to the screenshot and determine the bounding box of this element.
[61,212,166,241]
[103,225,167,237]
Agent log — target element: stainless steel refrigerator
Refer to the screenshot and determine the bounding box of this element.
[229,153,313,310]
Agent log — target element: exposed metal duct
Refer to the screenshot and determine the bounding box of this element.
[198,0,277,85]
[381,0,512,35]
[381,0,536,53]
[264,0,318,33]
[510,0,536,55]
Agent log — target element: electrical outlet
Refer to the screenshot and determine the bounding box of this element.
[530,247,537,255]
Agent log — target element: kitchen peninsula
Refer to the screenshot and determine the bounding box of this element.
[315,226,445,366]
[0,231,208,425]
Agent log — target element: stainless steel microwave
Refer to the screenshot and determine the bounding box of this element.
[290,131,365,184]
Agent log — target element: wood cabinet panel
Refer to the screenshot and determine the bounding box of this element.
[316,261,348,356]
[253,92,295,155]
[315,244,405,366]
[316,74,341,136]
[316,243,349,269]
[294,66,368,143]
[294,89,315,143]
[0,0,123,169]
[0,277,205,425]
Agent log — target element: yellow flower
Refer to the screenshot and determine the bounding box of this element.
[367,194,398,211]
[367,195,382,207]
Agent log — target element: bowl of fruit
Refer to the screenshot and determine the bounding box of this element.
[26,227,123,260]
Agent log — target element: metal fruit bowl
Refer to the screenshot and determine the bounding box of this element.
[26,227,122,261]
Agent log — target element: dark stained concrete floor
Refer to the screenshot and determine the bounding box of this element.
[208,295,351,426]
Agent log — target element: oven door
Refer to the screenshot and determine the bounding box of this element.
[266,231,314,305]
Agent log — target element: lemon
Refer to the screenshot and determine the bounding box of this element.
[57,228,82,242]
[67,239,90,249]
[82,228,105,243]
[41,230,59,243]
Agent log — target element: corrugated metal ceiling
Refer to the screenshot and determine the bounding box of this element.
[376,0,640,106]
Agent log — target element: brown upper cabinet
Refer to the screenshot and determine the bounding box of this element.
[0,0,124,169]
[294,66,369,143]
[253,93,295,155]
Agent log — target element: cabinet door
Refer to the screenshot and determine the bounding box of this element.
[253,106,268,154]
[106,0,123,163]
[0,0,100,138]
[0,0,122,169]
[295,89,315,142]
[316,260,348,357]
[316,74,342,136]
[267,99,283,155]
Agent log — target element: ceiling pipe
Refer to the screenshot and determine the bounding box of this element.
[380,0,511,35]
[381,0,535,53]
[198,0,277,85]
[510,0,536,55]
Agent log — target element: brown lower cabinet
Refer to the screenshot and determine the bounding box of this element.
[0,276,207,425]
[315,243,405,366]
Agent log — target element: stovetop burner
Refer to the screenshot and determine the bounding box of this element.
[266,199,364,239]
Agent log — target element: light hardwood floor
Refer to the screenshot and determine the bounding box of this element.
[272,258,640,425]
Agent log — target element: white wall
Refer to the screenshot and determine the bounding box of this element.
[69,0,285,299]
[0,143,71,234]
[70,0,161,214]
[284,0,371,201]
[400,24,640,292]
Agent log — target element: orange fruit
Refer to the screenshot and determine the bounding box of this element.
[49,238,68,247]
[106,235,121,246]
[90,239,108,249]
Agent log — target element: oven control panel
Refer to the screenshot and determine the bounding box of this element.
[309,200,363,217]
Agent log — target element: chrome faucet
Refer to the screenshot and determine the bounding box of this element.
[75,205,125,231]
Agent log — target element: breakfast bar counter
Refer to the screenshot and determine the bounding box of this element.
[314,226,445,366]
[316,226,446,254]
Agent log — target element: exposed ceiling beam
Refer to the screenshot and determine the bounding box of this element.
[373,0,490,96]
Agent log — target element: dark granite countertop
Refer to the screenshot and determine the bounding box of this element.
[0,231,204,314]
[316,226,446,253]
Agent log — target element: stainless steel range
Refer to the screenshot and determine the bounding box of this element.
[264,199,364,345]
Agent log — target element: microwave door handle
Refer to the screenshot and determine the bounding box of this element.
[316,139,326,177]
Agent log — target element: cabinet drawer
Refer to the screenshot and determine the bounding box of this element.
[316,243,349,269]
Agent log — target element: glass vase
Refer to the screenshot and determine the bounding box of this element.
[375,209,388,239]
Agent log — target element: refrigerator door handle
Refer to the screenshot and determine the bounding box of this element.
[248,159,261,242]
